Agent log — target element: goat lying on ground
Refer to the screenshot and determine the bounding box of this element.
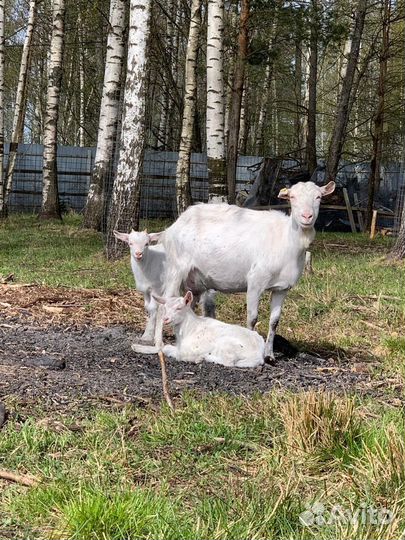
[154,291,265,368]
[113,229,216,352]
[159,181,335,360]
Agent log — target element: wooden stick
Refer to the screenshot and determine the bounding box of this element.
[304,251,313,274]
[0,469,39,487]
[370,210,378,239]
[353,193,365,232]
[343,188,357,233]
[158,351,174,412]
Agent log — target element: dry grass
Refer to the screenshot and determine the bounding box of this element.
[0,283,145,327]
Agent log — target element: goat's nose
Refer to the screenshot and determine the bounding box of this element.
[302,212,313,220]
[135,251,142,257]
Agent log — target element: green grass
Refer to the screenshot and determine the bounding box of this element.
[1,393,404,539]
[1,214,405,539]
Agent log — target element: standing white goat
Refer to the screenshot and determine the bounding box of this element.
[113,229,163,345]
[160,181,335,359]
[155,291,265,368]
[113,229,216,351]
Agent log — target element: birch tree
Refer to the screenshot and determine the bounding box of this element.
[226,0,249,203]
[83,0,126,230]
[305,0,318,175]
[40,0,66,220]
[106,0,151,260]
[0,0,4,214]
[206,0,227,202]
[325,0,368,181]
[175,0,201,214]
[1,0,37,217]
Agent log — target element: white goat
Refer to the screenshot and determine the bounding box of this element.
[113,229,216,352]
[154,291,265,368]
[113,229,164,345]
[160,181,335,359]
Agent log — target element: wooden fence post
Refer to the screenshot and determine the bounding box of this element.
[343,188,357,233]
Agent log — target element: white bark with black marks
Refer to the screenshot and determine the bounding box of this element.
[2,0,37,217]
[40,0,65,220]
[207,0,227,202]
[175,0,201,214]
[0,0,4,214]
[83,0,126,230]
[106,0,151,259]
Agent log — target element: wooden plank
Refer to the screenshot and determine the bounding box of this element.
[370,210,378,239]
[343,188,357,233]
[353,193,365,232]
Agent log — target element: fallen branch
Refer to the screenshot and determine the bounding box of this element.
[0,469,39,487]
[158,351,174,412]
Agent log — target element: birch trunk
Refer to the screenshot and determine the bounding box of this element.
[255,62,272,156]
[0,0,4,214]
[1,0,37,217]
[306,0,318,175]
[78,14,85,147]
[226,0,249,204]
[207,0,227,203]
[326,0,368,182]
[175,0,201,214]
[40,0,65,220]
[83,0,126,230]
[106,0,151,260]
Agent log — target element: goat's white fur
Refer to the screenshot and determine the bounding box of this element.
[155,292,264,368]
[160,181,335,359]
[113,229,216,354]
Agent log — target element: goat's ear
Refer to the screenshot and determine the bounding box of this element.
[320,181,336,197]
[113,230,129,243]
[149,232,161,245]
[152,294,166,304]
[142,228,148,233]
[184,291,193,305]
[278,187,290,200]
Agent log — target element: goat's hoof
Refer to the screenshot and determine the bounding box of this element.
[264,355,276,366]
[139,336,154,345]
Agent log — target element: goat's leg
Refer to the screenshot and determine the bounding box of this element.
[155,265,184,349]
[265,289,288,360]
[141,294,157,344]
[246,283,263,330]
[201,290,216,318]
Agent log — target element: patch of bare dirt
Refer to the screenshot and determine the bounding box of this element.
[0,286,402,412]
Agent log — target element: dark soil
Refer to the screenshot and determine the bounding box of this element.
[0,315,398,412]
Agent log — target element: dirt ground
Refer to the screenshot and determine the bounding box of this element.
[0,285,401,412]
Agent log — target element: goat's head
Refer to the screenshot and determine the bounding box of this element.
[113,229,161,260]
[153,291,193,326]
[278,181,335,229]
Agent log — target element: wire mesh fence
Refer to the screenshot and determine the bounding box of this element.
[2,143,404,236]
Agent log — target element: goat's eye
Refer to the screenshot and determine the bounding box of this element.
[316,196,321,200]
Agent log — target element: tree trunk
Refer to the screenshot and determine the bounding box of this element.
[207,0,227,203]
[83,0,126,230]
[226,0,249,204]
[325,0,368,182]
[40,0,65,220]
[294,38,303,156]
[391,202,405,260]
[78,14,85,147]
[105,0,151,260]
[175,0,201,214]
[1,0,37,218]
[255,62,273,156]
[306,0,318,175]
[0,0,4,214]
[366,0,390,230]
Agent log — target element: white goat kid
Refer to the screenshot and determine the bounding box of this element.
[155,291,265,368]
[161,181,336,360]
[113,229,163,344]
